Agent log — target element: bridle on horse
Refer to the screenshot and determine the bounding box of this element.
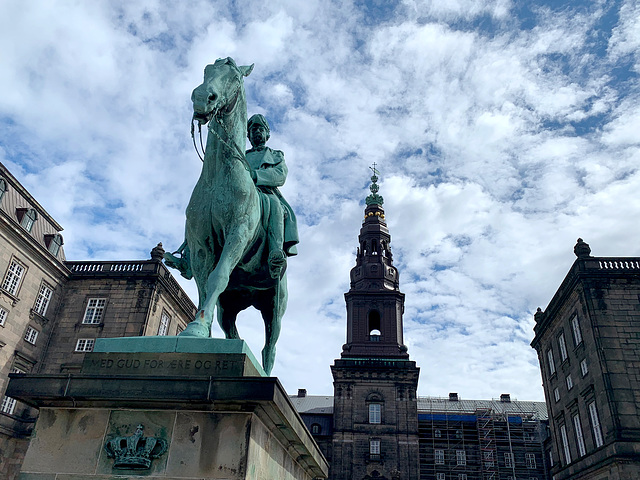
[190,68,250,173]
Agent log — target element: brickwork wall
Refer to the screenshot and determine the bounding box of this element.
[0,433,30,480]
[40,276,157,373]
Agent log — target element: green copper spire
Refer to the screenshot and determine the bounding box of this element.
[365,163,384,206]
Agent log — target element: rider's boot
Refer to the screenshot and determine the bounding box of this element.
[268,249,287,279]
[266,198,286,279]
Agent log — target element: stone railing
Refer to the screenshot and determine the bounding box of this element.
[595,258,640,270]
[66,260,153,274]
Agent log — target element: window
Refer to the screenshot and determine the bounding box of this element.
[573,414,586,457]
[554,388,560,402]
[83,298,106,324]
[1,395,17,415]
[526,452,536,469]
[566,375,573,390]
[2,260,25,296]
[24,326,38,345]
[158,311,171,336]
[549,449,554,467]
[0,177,6,201]
[560,424,571,464]
[558,333,568,361]
[588,401,604,448]
[547,349,556,375]
[580,359,588,376]
[505,452,513,468]
[437,474,445,480]
[455,429,462,439]
[33,283,53,316]
[435,429,442,438]
[571,315,583,345]
[0,306,7,327]
[435,449,445,464]
[45,233,63,256]
[456,450,466,466]
[458,475,467,480]
[75,338,95,352]
[369,403,381,424]
[311,423,321,435]
[369,439,380,456]
[20,208,37,232]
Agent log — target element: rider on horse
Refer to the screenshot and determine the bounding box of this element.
[165,114,298,281]
[246,114,298,279]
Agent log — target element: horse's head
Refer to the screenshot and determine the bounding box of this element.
[191,57,254,125]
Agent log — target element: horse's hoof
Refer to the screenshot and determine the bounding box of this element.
[268,249,287,279]
[178,321,210,337]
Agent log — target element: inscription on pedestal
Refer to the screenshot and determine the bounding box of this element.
[82,352,260,377]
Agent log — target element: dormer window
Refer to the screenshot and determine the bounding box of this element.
[44,233,64,256]
[0,177,6,202]
[17,208,38,232]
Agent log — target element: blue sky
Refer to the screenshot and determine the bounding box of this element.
[1,0,639,401]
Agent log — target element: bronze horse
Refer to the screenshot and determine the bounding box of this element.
[165,58,287,375]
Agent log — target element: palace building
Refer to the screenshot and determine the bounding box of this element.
[0,162,195,479]
[531,239,640,480]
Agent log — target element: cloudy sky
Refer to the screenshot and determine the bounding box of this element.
[2,0,639,402]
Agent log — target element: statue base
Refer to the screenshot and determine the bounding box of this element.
[7,338,328,480]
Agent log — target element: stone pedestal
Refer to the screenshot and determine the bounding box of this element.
[7,337,328,480]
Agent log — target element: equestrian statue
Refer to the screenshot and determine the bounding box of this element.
[164,57,298,375]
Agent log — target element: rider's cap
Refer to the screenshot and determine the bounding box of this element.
[247,114,270,134]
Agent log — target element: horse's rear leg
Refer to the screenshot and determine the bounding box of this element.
[217,291,250,339]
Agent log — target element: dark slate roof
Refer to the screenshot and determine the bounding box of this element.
[289,395,548,420]
[417,397,548,420]
[289,395,334,414]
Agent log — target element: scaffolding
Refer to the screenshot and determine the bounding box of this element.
[476,408,497,480]
[417,396,550,480]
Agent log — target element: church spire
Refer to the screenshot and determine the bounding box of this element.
[341,167,408,359]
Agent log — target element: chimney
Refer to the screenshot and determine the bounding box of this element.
[298,388,307,398]
[449,392,459,401]
[500,393,511,403]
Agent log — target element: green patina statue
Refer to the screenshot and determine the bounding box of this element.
[164,58,298,375]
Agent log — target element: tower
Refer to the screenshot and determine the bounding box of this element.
[330,168,420,480]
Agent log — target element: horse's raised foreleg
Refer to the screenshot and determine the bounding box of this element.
[198,228,252,327]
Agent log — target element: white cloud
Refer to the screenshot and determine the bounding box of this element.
[1,0,639,403]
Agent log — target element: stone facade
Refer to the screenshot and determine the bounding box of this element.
[0,162,196,480]
[0,163,69,479]
[40,259,196,374]
[531,240,640,480]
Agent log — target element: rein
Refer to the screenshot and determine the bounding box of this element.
[190,78,250,173]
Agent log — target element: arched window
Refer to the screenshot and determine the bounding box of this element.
[368,310,381,341]
[311,423,321,435]
[435,429,442,438]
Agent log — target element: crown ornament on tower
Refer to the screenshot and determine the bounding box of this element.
[104,424,168,470]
